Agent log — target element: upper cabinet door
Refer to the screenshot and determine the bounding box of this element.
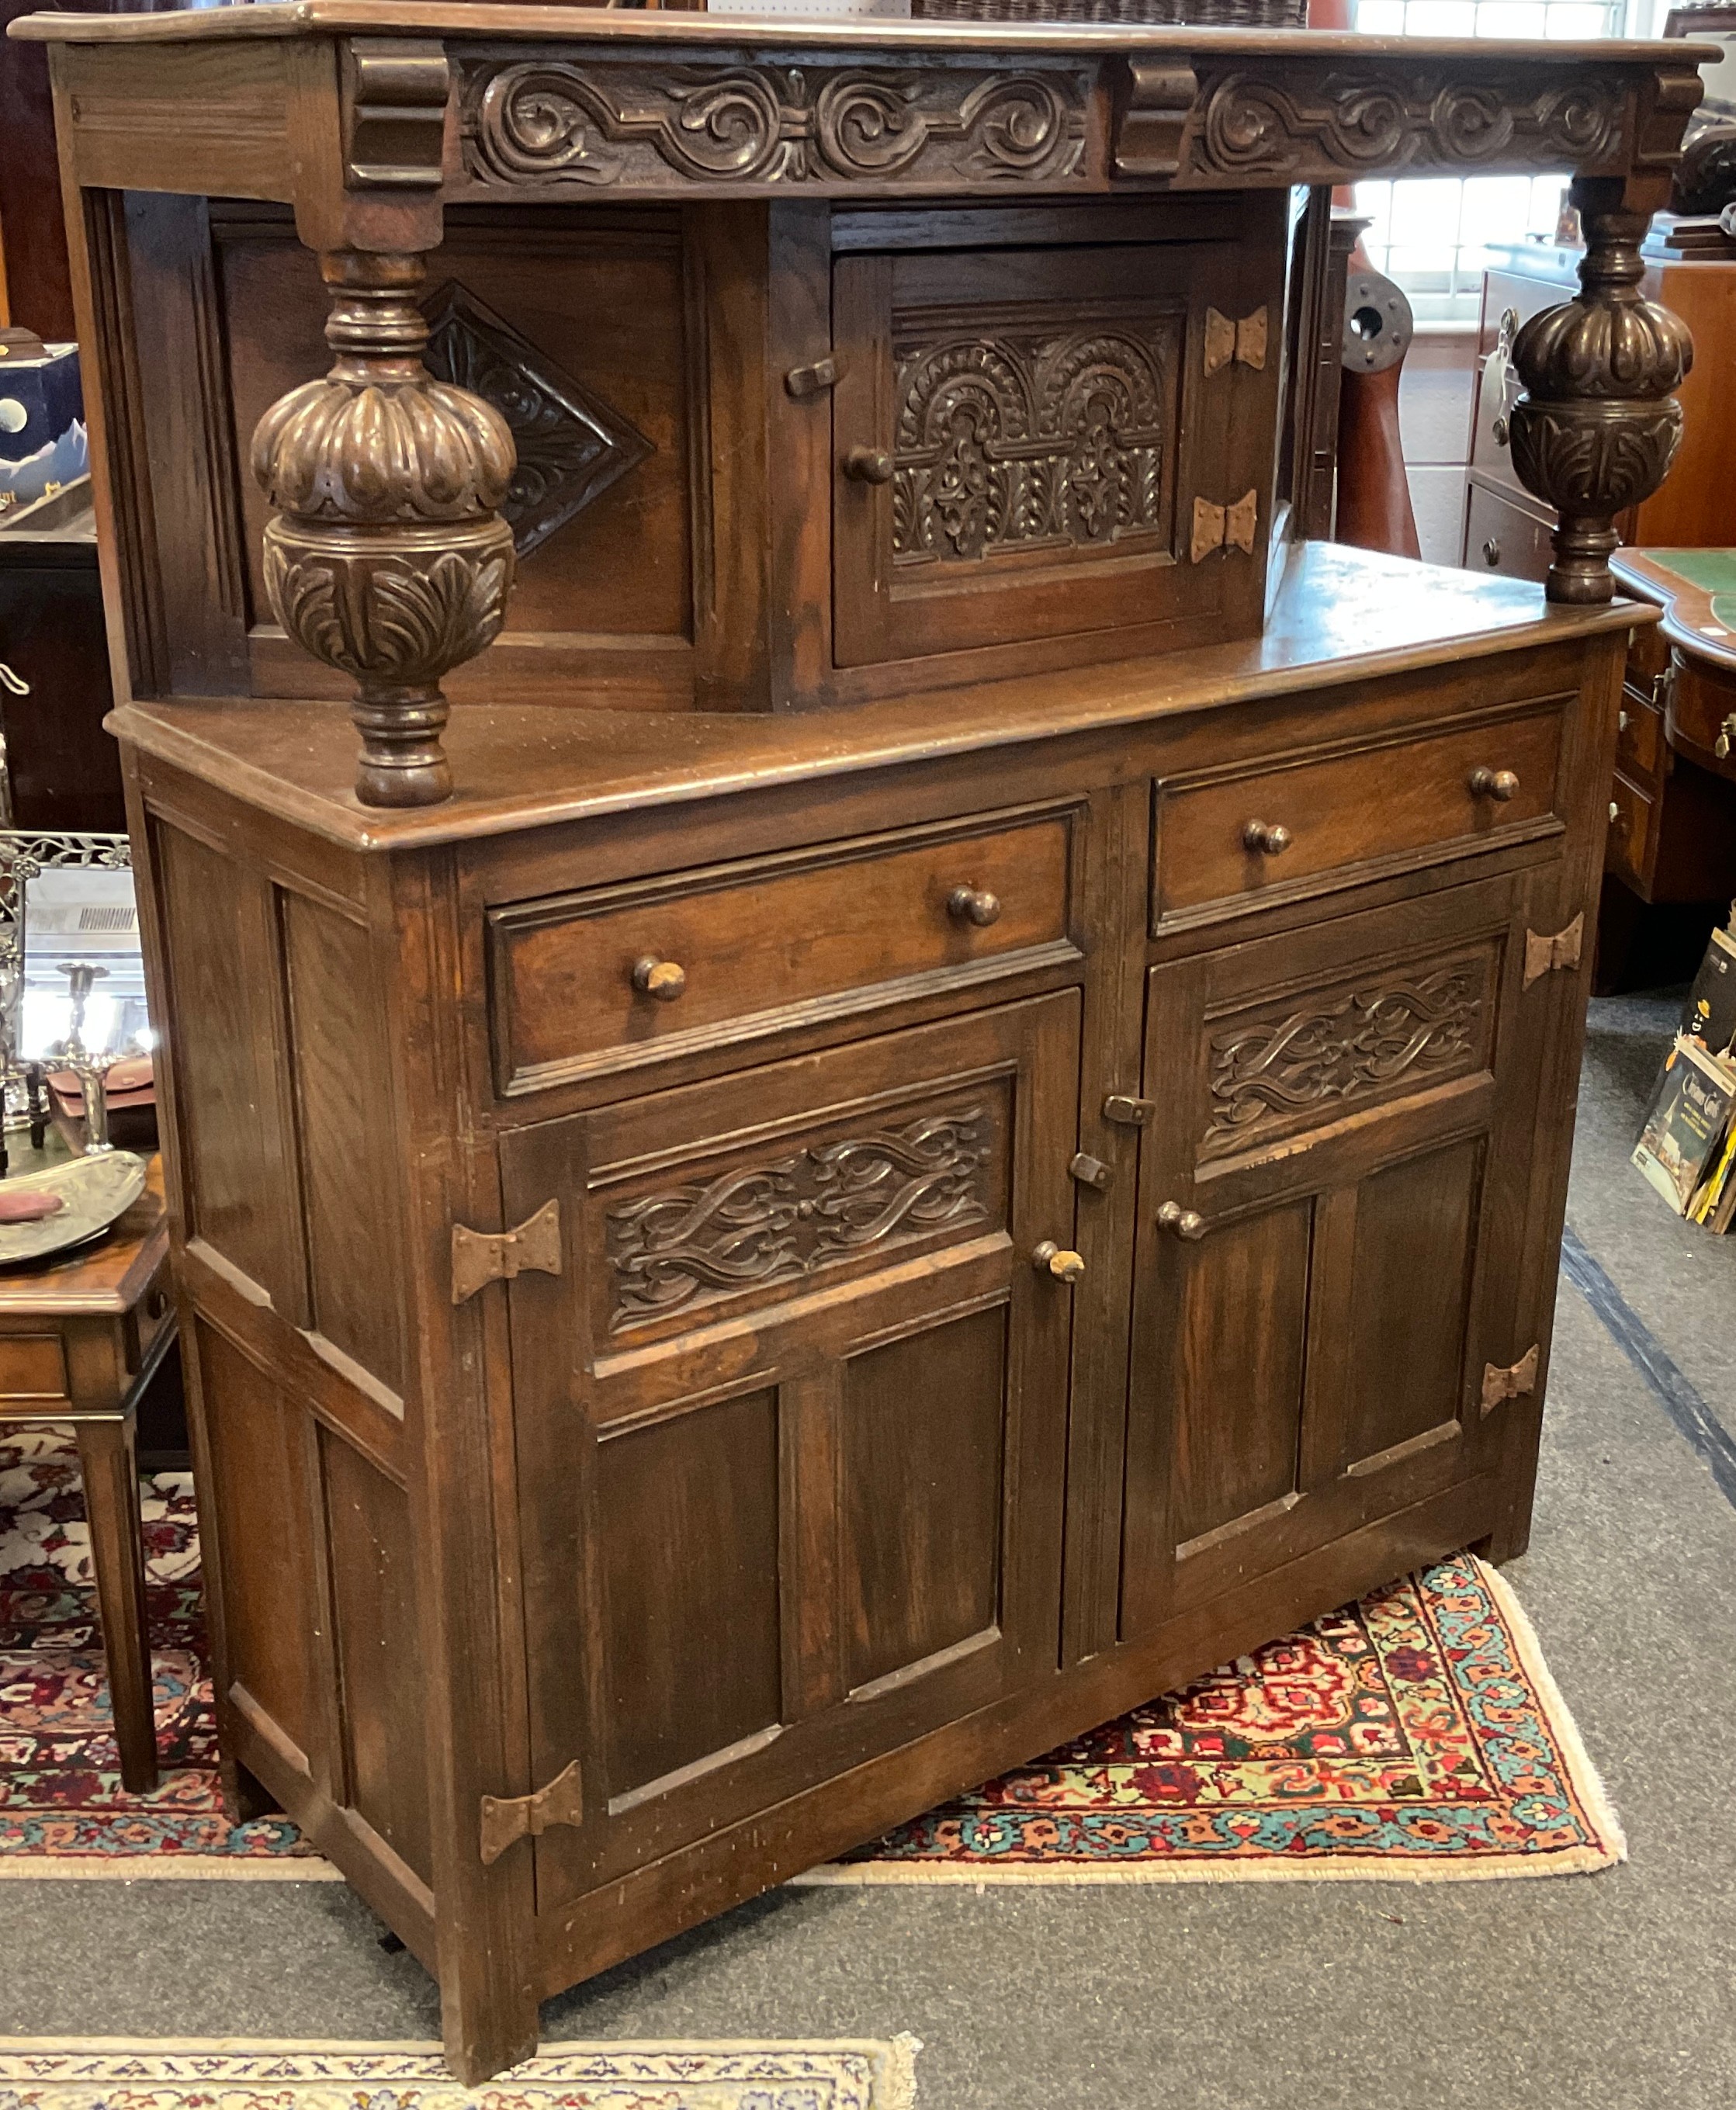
[501,993,1079,1915]
[1120,871,1563,1644]
[830,219,1279,672]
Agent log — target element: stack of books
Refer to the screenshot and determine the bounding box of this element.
[1634,923,1736,1227]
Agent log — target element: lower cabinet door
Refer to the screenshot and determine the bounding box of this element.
[501,993,1079,1907]
[1121,871,1560,1639]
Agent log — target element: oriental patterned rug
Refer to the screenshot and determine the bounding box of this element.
[1,1428,1622,1883]
[0,2040,920,2110]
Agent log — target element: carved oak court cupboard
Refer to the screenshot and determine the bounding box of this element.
[15,1,1708,2081]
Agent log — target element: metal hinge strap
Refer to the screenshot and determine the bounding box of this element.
[1523,913,1585,989]
[1204,306,1269,377]
[1481,1343,1540,1415]
[451,1198,562,1305]
[480,1758,584,1866]
[1190,489,1258,563]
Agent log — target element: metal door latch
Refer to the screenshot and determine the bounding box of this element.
[480,1758,584,1865]
[451,1199,562,1304]
[785,357,840,399]
[1102,1093,1156,1126]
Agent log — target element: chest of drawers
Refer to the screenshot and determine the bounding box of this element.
[19,0,1707,2084]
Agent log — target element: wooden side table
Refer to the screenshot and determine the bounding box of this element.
[0,1156,173,1791]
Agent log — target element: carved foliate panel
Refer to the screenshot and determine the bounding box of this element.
[458,58,1089,194]
[1199,948,1497,1166]
[598,1091,1008,1338]
[422,282,653,558]
[890,304,1180,569]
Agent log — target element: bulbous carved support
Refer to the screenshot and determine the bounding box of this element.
[1507,176,1693,606]
[251,251,517,807]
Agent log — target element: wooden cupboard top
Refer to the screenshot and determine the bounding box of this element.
[8,5,1711,61]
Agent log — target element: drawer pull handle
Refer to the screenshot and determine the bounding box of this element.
[1242,819,1291,857]
[1468,767,1519,802]
[1717,714,1736,761]
[947,885,1002,927]
[1033,1240,1085,1284]
[632,955,688,1003]
[1481,537,1501,567]
[1609,800,1623,827]
[1157,1201,1208,1242]
[1619,709,1630,733]
[843,445,895,485]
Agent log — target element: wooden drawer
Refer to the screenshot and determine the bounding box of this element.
[1664,653,1736,778]
[0,1332,70,1405]
[1617,689,1663,781]
[1607,767,1656,889]
[1464,479,1552,584]
[1154,703,1568,923]
[488,804,1080,1093]
[1627,620,1668,688]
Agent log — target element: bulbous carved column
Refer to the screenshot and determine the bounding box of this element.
[251,251,517,807]
[1508,176,1693,606]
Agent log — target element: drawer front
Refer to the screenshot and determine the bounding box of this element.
[1626,620,1668,688]
[1464,479,1552,584]
[0,1332,70,1406]
[1617,688,1663,781]
[1155,703,1568,923]
[489,805,1079,1092]
[1607,767,1656,889]
[1665,654,1736,778]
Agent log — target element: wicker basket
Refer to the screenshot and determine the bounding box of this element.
[911,0,1308,26]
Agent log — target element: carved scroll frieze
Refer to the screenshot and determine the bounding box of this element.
[421,282,653,557]
[458,58,1089,192]
[1180,66,1625,185]
[605,1103,996,1332]
[889,310,1177,566]
[1202,961,1489,1161]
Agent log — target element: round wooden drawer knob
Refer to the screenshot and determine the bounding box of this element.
[1242,819,1291,857]
[1157,1201,1208,1241]
[948,885,1002,927]
[632,956,688,1003]
[1469,767,1519,802]
[843,446,895,485]
[1033,1241,1085,1283]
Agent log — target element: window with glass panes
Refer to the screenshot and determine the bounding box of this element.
[1352,0,1641,324]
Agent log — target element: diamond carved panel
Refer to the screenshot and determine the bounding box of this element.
[421,282,653,557]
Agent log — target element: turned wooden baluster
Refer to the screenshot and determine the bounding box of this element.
[1508,175,1693,606]
[251,251,517,808]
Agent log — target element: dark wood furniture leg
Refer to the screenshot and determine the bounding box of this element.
[72,1404,158,1793]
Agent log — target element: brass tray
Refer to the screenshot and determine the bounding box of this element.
[0,1151,147,1266]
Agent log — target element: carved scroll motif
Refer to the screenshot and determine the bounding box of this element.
[459,59,1089,192]
[890,313,1177,566]
[1203,964,1487,1159]
[605,1104,996,1331]
[1187,67,1623,183]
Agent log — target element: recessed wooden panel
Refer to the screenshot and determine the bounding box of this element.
[1197,938,1500,1169]
[154,824,304,1318]
[196,1320,317,1764]
[1169,1202,1310,1550]
[491,807,1074,1091]
[1340,1141,1481,1471]
[600,1388,783,1798]
[216,206,691,694]
[282,893,405,1398]
[1155,702,1567,918]
[323,1428,432,1885]
[0,1334,71,1402]
[839,1304,1008,1694]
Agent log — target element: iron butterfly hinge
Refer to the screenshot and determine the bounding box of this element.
[1481,1343,1540,1415]
[480,1758,584,1866]
[1204,306,1269,376]
[450,1199,563,1305]
[1191,490,1258,564]
[1523,913,1584,989]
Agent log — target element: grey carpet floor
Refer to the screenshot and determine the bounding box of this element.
[2,993,1734,2108]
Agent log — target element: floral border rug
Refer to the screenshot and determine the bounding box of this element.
[2,1429,1622,1883]
[0,2040,920,2110]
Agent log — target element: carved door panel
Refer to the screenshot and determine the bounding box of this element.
[1120,871,1559,1641]
[502,993,1079,1911]
[830,222,1280,668]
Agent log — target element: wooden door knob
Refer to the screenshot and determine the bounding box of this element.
[1717,714,1736,761]
[947,885,1002,927]
[1242,819,1291,856]
[632,955,687,1002]
[1157,1201,1208,1241]
[1033,1241,1085,1283]
[843,446,895,484]
[1469,767,1519,801]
